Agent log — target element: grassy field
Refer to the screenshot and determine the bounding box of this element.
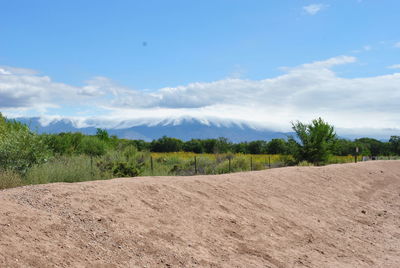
[142,152,359,176]
[1,151,391,190]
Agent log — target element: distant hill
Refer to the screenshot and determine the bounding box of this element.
[16,117,290,142]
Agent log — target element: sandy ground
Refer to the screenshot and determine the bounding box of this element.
[0,161,399,268]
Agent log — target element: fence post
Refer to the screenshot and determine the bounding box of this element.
[194,156,197,175]
[229,158,231,173]
[268,156,271,169]
[250,157,253,171]
[90,155,93,177]
[150,156,154,175]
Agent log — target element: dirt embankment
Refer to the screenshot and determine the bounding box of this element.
[0,161,400,267]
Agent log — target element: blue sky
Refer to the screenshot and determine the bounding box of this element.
[0,0,400,137]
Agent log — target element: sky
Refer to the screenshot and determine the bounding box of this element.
[0,0,399,137]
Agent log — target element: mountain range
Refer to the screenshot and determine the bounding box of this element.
[16,117,290,142]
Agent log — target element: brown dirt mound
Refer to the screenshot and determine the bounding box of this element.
[1,161,400,267]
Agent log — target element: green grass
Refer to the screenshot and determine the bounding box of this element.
[0,151,397,190]
[0,170,23,190]
[25,155,111,185]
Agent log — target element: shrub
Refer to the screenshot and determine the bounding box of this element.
[112,162,141,177]
[96,146,145,177]
[25,155,110,184]
[289,118,337,165]
[0,170,24,190]
[79,136,106,157]
[0,114,49,173]
[297,161,314,166]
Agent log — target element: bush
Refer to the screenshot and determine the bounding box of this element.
[79,136,106,157]
[0,170,24,190]
[150,136,183,152]
[389,136,400,155]
[266,139,288,154]
[25,155,111,184]
[277,154,296,166]
[96,146,145,177]
[289,118,337,165]
[112,162,141,177]
[0,114,49,173]
[297,161,314,166]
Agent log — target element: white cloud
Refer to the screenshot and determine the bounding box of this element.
[351,45,373,54]
[0,66,38,75]
[387,64,400,69]
[363,45,372,51]
[394,42,400,48]
[1,55,400,136]
[303,4,327,15]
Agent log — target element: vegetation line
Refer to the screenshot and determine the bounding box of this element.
[1,114,399,190]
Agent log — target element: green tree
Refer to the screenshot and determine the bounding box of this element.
[79,136,106,174]
[232,142,249,154]
[150,136,183,152]
[266,139,288,154]
[247,140,267,154]
[355,138,388,156]
[214,137,231,153]
[201,139,217,154]
[183,139,204,153]
[331,139,355,156]
[289,117,337,165]
[79,136,106,157]
[389,136,400,155]
[0,113,49,173]
[43,132,84,155]
[129,139,150,151]
[96,128,110,141]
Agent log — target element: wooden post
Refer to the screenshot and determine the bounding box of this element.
[355,147,359,163]
[90,155,93,177]
[150,156,154,175]
[250,157,253,171]
[194,156,197,175]
[268,156,271,168]
[229,158,231,173]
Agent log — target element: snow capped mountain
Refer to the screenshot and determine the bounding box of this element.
[16,117,289,142]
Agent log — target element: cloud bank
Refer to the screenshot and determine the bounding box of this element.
[1,56,400,137]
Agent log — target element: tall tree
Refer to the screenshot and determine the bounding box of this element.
[389,136,400,155]
[289,118,337,165]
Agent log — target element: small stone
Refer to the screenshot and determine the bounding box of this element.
[361,210,366,214]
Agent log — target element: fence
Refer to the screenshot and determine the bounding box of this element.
[140,153,366,176]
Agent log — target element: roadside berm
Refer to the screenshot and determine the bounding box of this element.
[1,161,399,267]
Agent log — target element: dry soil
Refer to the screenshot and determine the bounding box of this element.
[0,161,400,267]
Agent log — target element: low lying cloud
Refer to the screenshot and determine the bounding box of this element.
[1,55,400,136]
